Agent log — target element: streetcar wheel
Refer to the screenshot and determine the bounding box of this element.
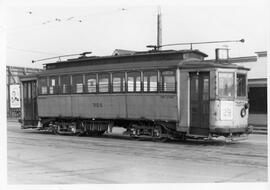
[52,125,59,135]
[152,126,162,138]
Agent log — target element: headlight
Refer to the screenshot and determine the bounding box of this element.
[240,108,246,117]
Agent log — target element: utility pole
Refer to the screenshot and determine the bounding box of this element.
[157,6,162,51]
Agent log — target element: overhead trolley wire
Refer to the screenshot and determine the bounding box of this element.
[7,46,61,55]
[7,6,150,32]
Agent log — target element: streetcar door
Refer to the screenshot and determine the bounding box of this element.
[189,72,210,136]
[22,80,38,126]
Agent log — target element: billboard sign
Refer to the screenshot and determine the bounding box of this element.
[10,84,21,108]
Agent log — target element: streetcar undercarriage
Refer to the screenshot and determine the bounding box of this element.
[24,117,251,142]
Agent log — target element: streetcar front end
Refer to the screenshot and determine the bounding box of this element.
[209,68,252,138]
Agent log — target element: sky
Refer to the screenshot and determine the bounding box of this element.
[3,0,269,69]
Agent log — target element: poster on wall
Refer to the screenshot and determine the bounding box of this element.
[10,84,21,108]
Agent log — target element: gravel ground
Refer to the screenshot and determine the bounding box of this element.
[7,121,268,184]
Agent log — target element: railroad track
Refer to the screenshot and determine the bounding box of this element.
[8,133,267,169]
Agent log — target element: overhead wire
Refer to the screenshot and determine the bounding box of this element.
[7,5,158,60]
[7,6,155,33]
[6,46,61,55]
[7,7,126,32]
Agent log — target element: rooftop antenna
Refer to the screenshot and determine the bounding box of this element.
[157,6,162,51]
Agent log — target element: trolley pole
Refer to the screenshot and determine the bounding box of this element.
[147,39,244,51]
[157,6,162,51]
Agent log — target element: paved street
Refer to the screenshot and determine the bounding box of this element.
[7,120,267,184]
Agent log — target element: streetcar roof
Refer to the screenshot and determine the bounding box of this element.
[25,49,250,77]
[43,49,208,69]
[180,60,250,70]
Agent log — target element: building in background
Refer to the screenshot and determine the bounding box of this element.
[6,66,43,118]
[230,51,267,132]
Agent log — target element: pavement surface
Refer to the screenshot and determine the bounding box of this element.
[7,120,268,184]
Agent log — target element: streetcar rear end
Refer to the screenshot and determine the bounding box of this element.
[20,74,39,128]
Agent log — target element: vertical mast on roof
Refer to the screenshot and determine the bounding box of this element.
[157,6,162,51]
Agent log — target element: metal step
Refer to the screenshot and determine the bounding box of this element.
[252,130,267,135]
[189,127,209,136]
[253,127,267,131]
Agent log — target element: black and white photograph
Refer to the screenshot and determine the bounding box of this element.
[1,0,269,189]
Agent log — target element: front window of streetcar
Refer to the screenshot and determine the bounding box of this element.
[218,72,235,98]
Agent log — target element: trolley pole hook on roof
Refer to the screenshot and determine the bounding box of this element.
[32,52,92,64]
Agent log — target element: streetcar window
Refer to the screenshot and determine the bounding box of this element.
[98,73,110,93]
[73,74,83,93]
[237,74,247,97]
[161,70,176,92]
[143,71,157,92]
[23,83,27,99]
[127,72,141,92]
[112,73,125,92]
[39,77,47,95]
[86,74,97,93]
[28,82,31,100]
[60,75,71,94]
[218,72,234,97]
[32,82,36,98]
[49,76,58,94]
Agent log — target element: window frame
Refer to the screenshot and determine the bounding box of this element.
[236,73,247,98]
[218,72,235,98]
[98,73,110,93]
[85,73,98,94]
[127,71,142,93]
[160,70,176,93]
[112,72,126,93]
[49,75,59,95]
[37,69,177,95]
[27,82,32,100]
[72,74,84,94]
[143,70,158,93]
[23,82,28,100]
[38,77,48,95]
[60,75,71,94]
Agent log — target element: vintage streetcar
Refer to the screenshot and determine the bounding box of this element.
[20,48,252,141]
